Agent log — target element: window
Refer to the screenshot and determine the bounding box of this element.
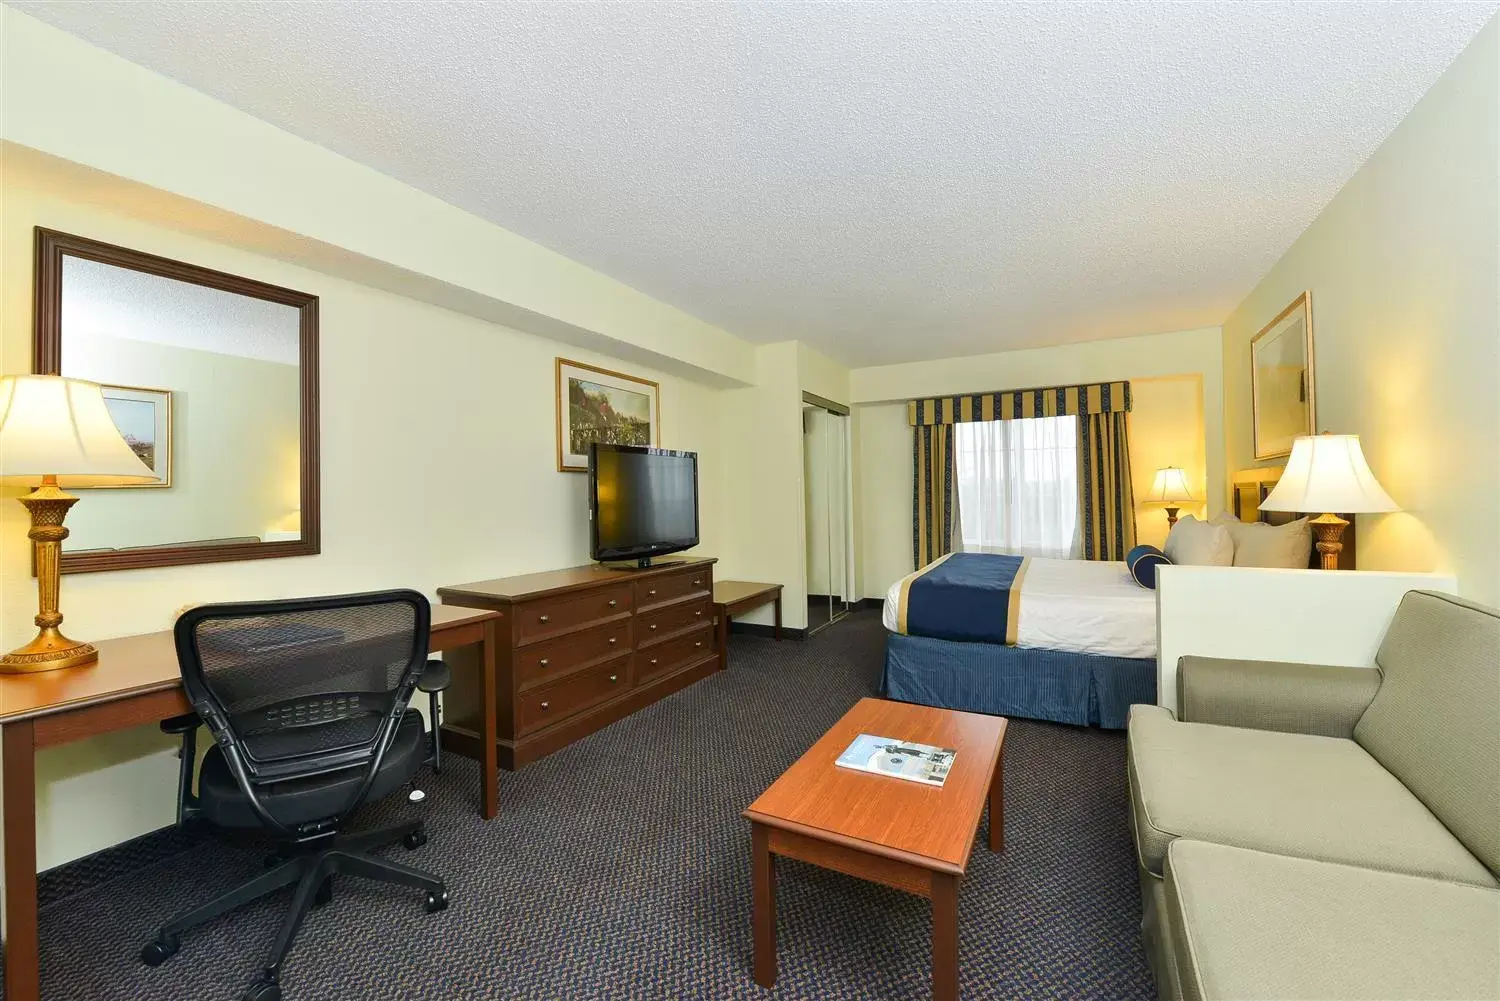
[954,415,1081,559]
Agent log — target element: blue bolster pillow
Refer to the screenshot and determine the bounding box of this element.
[1126,544,1171,589]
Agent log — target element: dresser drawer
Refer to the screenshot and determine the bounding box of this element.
[635,567,711,611]
[516,584,632,644]
[516,619,632,689]
[635,625,714,685]
[517,656,631,735]
[638,598,711,647]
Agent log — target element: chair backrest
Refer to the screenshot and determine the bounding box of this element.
[175,589,430,832]
[1355,590,1500,879]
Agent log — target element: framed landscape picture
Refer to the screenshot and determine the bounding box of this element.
[556,358,660,472]
[96,384,173,487]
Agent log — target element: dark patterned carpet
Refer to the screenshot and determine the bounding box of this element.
[38,610,1153,1000]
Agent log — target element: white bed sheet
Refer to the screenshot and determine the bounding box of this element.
[882,556,1157,658]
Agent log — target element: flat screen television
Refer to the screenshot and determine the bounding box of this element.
[588,443,700,566]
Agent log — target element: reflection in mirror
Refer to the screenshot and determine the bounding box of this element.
[35,229,319,573]
[1250,291,1315,460]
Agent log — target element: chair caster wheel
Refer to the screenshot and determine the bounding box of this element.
[424,889,449,913]
[243,978,281,1001]
[140,935,180,967]
[313,877,333,908]
[403,828,428,851]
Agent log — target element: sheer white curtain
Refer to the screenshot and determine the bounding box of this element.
[954,415,1082,559]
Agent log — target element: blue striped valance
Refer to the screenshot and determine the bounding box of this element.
[907,381,1132,426]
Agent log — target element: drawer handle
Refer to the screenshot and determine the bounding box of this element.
[609,674,619,683]
[649,624,657,631]
[608,599,617,608]
[539,614,550,624]
[650,658,658,665]
[695,610,703,617]
[694,641,702,648]
[648,588,657,596]
[540,701,550,711]
[693,579,702,586]
[608,637,618,645]
[539,658,550,668]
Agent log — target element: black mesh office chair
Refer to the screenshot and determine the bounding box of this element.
[142,590,451,1001]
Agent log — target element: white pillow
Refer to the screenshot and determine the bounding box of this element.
[1211,511,1312,569]
[1163,515,1234,567]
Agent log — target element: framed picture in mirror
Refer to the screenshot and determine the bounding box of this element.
[1250,291,1316,460]
[90,384,173,488]
[33,228,320,573]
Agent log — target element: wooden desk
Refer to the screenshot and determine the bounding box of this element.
[712,580,783,666]
[0,604,500,1001]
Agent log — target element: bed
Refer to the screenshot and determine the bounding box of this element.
[880,553,1157,729]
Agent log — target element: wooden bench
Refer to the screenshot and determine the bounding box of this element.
[713,581,784,665]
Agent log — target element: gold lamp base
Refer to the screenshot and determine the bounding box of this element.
[0,629,98,673]
[1,477,98,674]
[1310,512,1350,571]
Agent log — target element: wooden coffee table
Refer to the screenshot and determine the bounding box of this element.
[743,698,1007,1000]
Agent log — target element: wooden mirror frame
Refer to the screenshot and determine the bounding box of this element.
[33,227,321,574]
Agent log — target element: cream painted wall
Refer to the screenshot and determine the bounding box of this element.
[854,327,1224,599]
[1130,375,1208,549]
[63,336,301,551]
[2,169,730,869]
[1221,19,1500,605]
[718,343,806,628]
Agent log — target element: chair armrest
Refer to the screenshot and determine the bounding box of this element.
[417,659,451,694]
[159,712,201,736]
[1177,656,1381,738]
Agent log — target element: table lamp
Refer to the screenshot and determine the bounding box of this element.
[1146,467,1195,526]
[0,375,155,673]
[1259,433,1399,570]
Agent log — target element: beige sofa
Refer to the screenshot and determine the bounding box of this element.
[1127,590,1500,1000]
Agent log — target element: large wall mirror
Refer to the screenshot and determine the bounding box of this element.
[1250,290,1316,460]
[34,228,320,573]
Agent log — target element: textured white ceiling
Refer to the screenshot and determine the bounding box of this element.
[13,1,1496,367]
[62,257,301,367]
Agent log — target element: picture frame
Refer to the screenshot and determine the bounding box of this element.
[555,358,660,472]
[94,383,173,488]
[1250,291,1316,460]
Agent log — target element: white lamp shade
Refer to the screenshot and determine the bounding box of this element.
[1147,467,1195,504]
[1260,434,1399,514]
[0,375,156,486]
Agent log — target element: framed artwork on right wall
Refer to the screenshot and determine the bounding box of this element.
[1250,290,1316,460]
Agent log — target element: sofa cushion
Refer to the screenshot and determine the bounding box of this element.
[1127,704,1496,887]
[1355,590,1500,881]
[1164,839,1500,1001]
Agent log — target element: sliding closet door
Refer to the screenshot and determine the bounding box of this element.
[803,394,853,634]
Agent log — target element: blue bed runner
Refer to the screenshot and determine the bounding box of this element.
[899,552,1031,645]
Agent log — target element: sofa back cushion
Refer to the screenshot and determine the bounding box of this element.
[1355,590,1500,879]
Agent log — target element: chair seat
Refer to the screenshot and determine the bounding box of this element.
[199,711,427,830]
[1128,704,1496,887]
[1164,839,1500,1000]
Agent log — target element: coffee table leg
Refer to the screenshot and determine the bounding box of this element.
[988,748,1005,853]
[752,822,777,987]
[931,872,959,1001]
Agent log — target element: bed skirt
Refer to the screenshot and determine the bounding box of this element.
[881,633,1156,730]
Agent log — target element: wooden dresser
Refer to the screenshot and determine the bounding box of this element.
[437,558,718,769]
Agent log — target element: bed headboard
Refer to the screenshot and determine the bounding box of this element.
[1231,467,1356,570]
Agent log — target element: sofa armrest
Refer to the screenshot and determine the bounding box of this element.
[1176,656,1381,738]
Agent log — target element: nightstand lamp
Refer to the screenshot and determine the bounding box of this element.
[1260,433,1399,570]
[1146,466,1195,526]
[0,375,155,673]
